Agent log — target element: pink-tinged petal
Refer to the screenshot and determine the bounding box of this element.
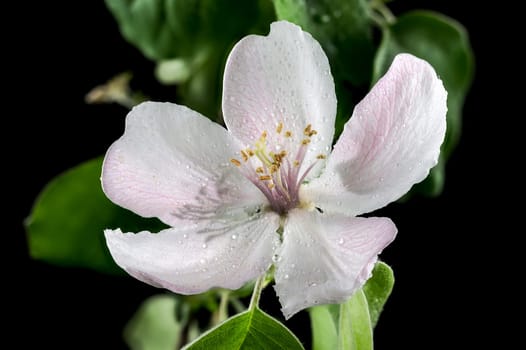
[105,211,280,294]
[274,209,396,319]
[302,54,447,216]
[102,101,266,226]
[222,21,337,179]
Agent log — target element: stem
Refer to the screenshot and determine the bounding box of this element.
[249,274,266,311]
[370,0,396,27]
[217,290,230,323]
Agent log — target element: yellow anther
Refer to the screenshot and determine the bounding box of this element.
[302,138,311,145]
[261,130,268,139]
[230,159,241,166]
[259,175,272,181]
[273,153,283,163]
[268,183,275,189]
[279,150,288,157]
[276,122,283,134]
[240,150,248,162]
[304,124,318,137]
[256,167,265,174]
[293,160,300,167]
[316,154,326,159]
[246,149,255,157]
[284,131,292,138]
[269,164,279,174]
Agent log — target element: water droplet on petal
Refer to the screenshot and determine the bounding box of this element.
[309,282,317,287]
[200,258,206,264]
[338,238,344,245]
[183,234,188,239]
[284,274,289,279]
[202,243,208,249]
[231,234,237,240]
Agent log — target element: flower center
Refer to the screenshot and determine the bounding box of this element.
[231,122,325,215]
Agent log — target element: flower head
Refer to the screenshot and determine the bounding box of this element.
[103,21,446,318]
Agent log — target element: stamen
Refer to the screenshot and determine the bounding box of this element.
[240,150,248,162]
[229,122,324,215]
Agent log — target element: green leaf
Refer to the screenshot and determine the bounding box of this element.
[106,0,261,61]
[363,261,395,328]
[309,304,338,350]
[273,0,375,139]
[125,294,187,350]
[339,290,373,350]
[25,157,166,274]
[373,11,474,196]
[274,0,373,85]
[183,307,304,350]
[310,263,393,349]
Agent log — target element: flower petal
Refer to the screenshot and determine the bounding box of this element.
[102,101,266,226]
[105,211,280,294]
[274,209,396,319]
[222,21,337,179]
[302,54,447,216]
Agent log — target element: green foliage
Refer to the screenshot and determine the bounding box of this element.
[374,11,474,196]
[183,307,304,350]
[105,0,259,61]
[25,157,166,274]
[309,262,393,350]
[363,261,395,327]
[125,294,187,350]
[339,289,373,350]
[309,304,338,350]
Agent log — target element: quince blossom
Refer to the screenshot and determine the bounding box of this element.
[103,21,446,318]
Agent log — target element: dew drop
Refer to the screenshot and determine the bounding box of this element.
[202,243,208,249]
[309,282,318,287]
[200,258,206,264]
[183,233,188,239]
[272,254,281,263]
[338,238,344,245]
[284,274,289,279]
[231,234,238,240]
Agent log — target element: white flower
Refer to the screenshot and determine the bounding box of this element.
[103,21,447,318]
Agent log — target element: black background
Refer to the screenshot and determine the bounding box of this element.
[9,1,505,349]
